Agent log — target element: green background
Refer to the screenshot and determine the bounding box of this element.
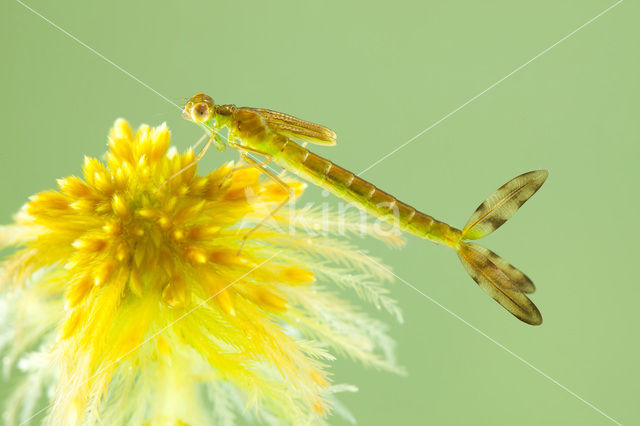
[1,1,638,424]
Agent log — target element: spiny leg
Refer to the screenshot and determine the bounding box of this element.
[228,140,271,157]
[161,130,217,187]
[228,141,284,179]
[235,152,294,255]
[218,154,273,188]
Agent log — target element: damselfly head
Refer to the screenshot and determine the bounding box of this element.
[183,93,215,123]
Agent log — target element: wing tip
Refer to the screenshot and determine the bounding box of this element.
[528,169,550,186]
[524,308,543,326]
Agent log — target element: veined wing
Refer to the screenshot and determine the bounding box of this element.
[250,107,337,146]
[462,170,548,240]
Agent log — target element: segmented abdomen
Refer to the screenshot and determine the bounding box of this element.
[274,137,461,246]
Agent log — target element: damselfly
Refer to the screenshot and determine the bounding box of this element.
[179,93,548,325]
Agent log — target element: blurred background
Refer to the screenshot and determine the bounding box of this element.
[0,1,637,424]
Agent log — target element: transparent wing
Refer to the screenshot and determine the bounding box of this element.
[251,107,337,146]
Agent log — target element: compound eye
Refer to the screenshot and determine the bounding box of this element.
[191,102,211,122]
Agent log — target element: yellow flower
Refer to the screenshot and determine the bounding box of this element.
[0,119,403,425]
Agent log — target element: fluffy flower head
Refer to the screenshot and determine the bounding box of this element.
[0,120,403,425]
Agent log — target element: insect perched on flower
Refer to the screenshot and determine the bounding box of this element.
[0,119,404,425]
[180,93,548,325]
